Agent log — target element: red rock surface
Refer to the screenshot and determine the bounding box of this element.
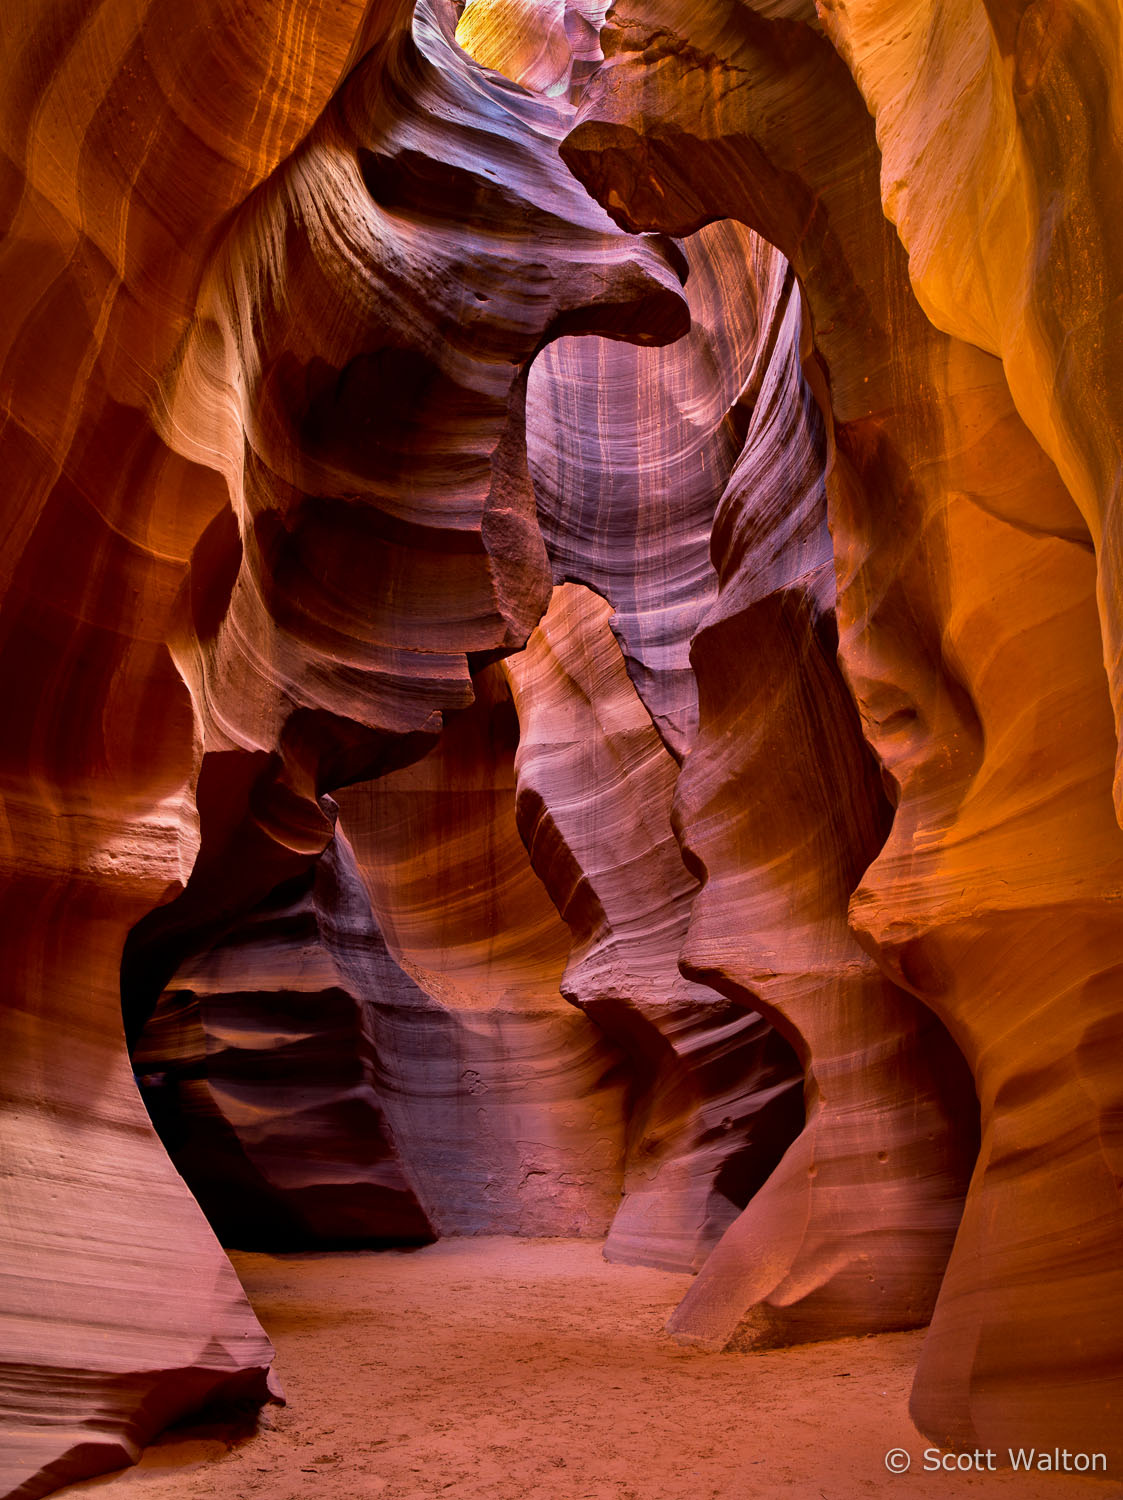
[4,0,1123,1489]
[506,582,803,1271]
[133,825,434,1249]
[0,0,687,1490]
[562,0,1123,1463]
[819,0,1123,817]
[527,219,764,754]
[667,235,976,1349]
[0,0,383,1490]
[335,663,630,1236]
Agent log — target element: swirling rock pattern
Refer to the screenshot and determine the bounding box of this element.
[505,581,803,1272]
[168,0,688,787]
[5,0,1123,1484]
[0,0,383,1489]
[456,0,610,100]
[563,0,1123,1461]
[128,0,690,995]
[335,664,630,1236]
[0,0,689,1490]
[527,219,764,755]
[668,242,976,1350]
[133,824,434,1249]
[130,204,813,1275]
[119,0,692,1164]
[818,0,1123,818]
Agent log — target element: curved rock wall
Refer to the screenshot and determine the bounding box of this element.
[4,0,1123,1487]
[505,581,803,1272]
[129,211,815,1278]
[668,243,976,1350]
[818,0,1123,817]
[561,0,1123,1462]
[133,824,434,1249]
[0,0,386,1491]
[130,208,814,1279]
[335,662,631,1236]
[528,219,765,755]
[0,0,690,1490]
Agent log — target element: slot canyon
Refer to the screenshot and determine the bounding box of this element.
[2,0,1123,1496]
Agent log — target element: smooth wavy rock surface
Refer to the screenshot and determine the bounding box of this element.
[336,664,630,1236]
[528,220,764,756]
[5,0,1123,1485]
[818,0,1123,820]
[133,826,433,1249]
[455,0,610,100]
[122,0,691,1127]
[563,0,1123,1462]
[456,0,576,97]
[505,582,803,1272]
[0,0,689,1490]
[147,0,690,961]
[0,0,385,1489]
[171,0,688,788]
[668,241,976,1350]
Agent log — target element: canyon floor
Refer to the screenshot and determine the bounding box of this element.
[58,1239,1115,1500]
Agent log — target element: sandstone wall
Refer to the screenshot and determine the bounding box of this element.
[562,0,1123,1459]
[3,0,1123,1489]
[0,0,689,1490]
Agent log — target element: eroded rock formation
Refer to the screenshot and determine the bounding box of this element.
[668,240,976,1349]
[0,0,689,1489]
[506,582,803,1271]
[819,0,1123,818]
[0,0,386,1490]
[4,0,1123,1488]
[336,663,630,1237]
[528,219,765,754]
[562,0,1123,1460]
[134,825,434,1249]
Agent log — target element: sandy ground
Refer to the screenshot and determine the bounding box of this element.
[58,1239,1117,1500]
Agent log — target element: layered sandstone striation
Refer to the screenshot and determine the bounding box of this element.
[0,0,389,1491]
[0,0,689,1490]
[133,825,434,1249]
[528,219,765,755]
[506,582,803,1272]
[4,0,1123,1487]
[131,207,815,1276]
[668,241,976,1349]
[133,662,634,1246]
[818,0,1123,818]
[563,0,1123,1461]
[335,663,630,1237]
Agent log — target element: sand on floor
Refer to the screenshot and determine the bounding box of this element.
[56,1238,1117,1500]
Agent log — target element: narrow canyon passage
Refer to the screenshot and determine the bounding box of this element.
[6,0,1123,1492]
[54,1242,1111,1500]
